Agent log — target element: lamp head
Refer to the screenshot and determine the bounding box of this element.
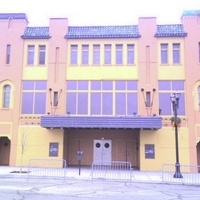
[170,93,181,103]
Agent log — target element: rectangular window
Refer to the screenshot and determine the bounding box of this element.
[161,44,168,64]
[54,91,58,107]
[93,45,100,65]
[27,45,35,65]
[146,92,151,107]
[3,85,11,108]
[82,45,89,65]
[21,81,47,114]
[173,43,180,64]
[71,45,78,65]
[158,80,185,116]
[199,43,200,63]
[6,44,11,64]
[39,45,46,65]
[116,44,123,64]
[127,44,134,64]
[104,44,111,65]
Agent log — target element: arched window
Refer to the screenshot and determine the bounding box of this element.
[3,85,11,108]
[198,86,200,110]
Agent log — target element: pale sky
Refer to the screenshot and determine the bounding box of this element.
[0,0,199,26]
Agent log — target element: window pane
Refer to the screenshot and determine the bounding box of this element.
[21,93,34,114]
[104,44,111,64]
[91,93,101,114]
[78,81,88,90]
[146,92,151,107]
[127,93,138,115]
[127,44,134,64]
[78,93,88,114]
[116,44,123,64]
[35,81,47,90]
[91,81,101,90]
[161,44,168,64]
[66,93,76,114]
[3,85,11,108]
[173,43,180,64]
[93,45,100,65]
[127,81,137,90]
[67,81,77,90]
[6,44,11,64]
[172,81,184,90]
[23,81,34,90]
[159,93,171,115]
[102,93,112,115]
[82,45,89,65]
[39,45,46,65]
[116,93,126,115]
[116,81,126,90]
[34,93,46,114]
[102,81,112,90]
[71,45,78,65]
[158,81,170,90]
[178,94,185,115]
[28,45,34,65]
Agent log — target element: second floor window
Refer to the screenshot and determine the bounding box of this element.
[82,45,89,65]
[161,44,168,64]
[39,45,46,65]
[3,84,11,108]
[27,45,35,65]
[116,44,123,64]
[173,43,180,64]
[93,45,100,65]
[6,44,11,64]
[21,81,47,114]
[71,45,78,65]
[104,44,111,65]
[127,44,134,64]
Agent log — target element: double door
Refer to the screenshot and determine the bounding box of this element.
[93,140,112,164]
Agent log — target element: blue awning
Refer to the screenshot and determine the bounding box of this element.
[40,116,162,130]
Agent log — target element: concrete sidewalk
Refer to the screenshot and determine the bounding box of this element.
[0,166,163,183]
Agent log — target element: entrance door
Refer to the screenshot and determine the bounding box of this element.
[0,137,10,165]
[93,140,111,164]
[197,141,200,172]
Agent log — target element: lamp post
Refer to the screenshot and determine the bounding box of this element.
[170,93,183,178]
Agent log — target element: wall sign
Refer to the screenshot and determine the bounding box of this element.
[49,142,58,157]
[145,144,155,159]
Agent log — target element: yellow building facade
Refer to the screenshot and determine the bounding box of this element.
[0,11,200,171]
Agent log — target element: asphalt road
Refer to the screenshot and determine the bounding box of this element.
[0,177,200,200]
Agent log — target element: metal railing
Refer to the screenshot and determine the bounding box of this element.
[162,164,200,185]
[91,161,132,182]
[28,158,67,179]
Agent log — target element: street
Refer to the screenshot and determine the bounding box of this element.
[0,177,200,200]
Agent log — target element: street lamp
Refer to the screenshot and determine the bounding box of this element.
[170,93,183,178]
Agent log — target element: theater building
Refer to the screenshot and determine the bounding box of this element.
[0,10,200,171]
